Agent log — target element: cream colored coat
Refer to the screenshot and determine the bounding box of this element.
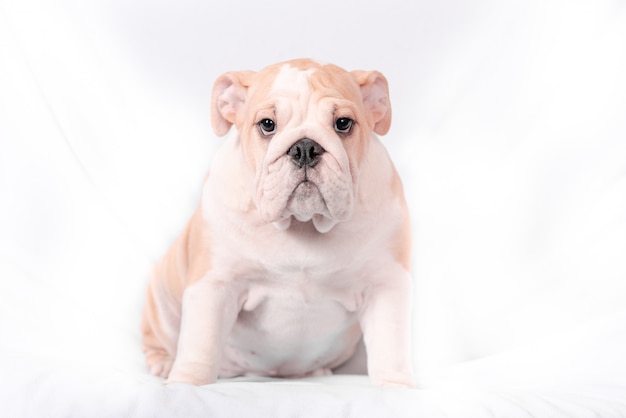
[141,59,414,387]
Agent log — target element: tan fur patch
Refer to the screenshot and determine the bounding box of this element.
[390,168,412,270]
[141,206,212,367]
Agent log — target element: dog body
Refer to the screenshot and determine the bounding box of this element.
[141,59,414,387]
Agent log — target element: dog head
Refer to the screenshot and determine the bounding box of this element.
[210,59,391,233]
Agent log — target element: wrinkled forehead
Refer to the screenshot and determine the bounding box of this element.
[247,61,362,105]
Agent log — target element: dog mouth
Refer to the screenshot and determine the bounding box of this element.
[287,179,326,221]
[294,178,313,191]
[267,177,339,233]
[292,176,319,196]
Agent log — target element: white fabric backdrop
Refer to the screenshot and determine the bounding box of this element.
[1,0,625,415]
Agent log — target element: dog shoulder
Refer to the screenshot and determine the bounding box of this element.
[362,136,411,271]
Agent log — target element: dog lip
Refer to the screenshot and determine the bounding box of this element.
[291,179,316,196]
[288,180,326,208]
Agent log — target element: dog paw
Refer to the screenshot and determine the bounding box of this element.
[370,370,416,388]
[165,362,217,386]
[149,359,174,379]
[145,350,174,378]
[307,368,333,377]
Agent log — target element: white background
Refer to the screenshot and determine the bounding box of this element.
[1,0,625,384]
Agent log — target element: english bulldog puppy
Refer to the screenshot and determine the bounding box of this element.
[141,59,414,387]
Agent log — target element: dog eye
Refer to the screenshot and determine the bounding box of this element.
[334,117,353,134]
[258,118,276,136]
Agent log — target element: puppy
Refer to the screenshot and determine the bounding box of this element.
[141,59,414,387]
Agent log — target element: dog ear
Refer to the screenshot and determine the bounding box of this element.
[351,70,392,135]
[211,71,255,136]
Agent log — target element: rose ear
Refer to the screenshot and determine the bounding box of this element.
[351,70,392,135]
[210,71,254,137]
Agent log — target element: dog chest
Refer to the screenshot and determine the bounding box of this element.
[224,280,362,376]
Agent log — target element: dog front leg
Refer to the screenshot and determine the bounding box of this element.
[360,268,415,388]
[166,279,241,385]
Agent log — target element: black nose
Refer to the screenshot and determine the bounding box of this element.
[287,139,325,168]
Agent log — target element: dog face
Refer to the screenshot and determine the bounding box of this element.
[210,59,391,232]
